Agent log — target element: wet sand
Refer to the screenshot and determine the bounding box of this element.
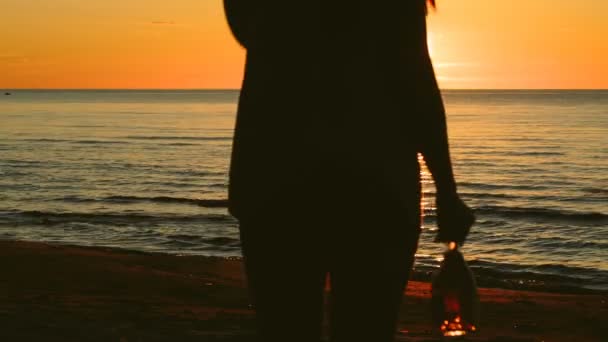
[0,240,605,341]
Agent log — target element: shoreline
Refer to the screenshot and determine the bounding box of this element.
[1,240,606,341]
[2,236,603,295]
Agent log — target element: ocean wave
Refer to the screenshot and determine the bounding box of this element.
[458,192,517,199]
[451,161,499,167]
[125,136,232,141]
[459,191,605,204]
[105,195,228,207]
[528,237,608,250]
[166,234,240,247]
[71,140,125,145]
[136,180,203,188]
[467,261,608,293]
[500,151,565,156]
[166,142,199,146]
[1,159,47,166]
[431,190,581,202]
[169,170,225,177]
[19,137,226,145]
[582,187,608,195]
[0,209,234,226]
[411,258,608,293]
[474,205,607,223]
[21,138,70,143]
[459,182,549,191]
[462,150,565,157]
[205,183,227,189]
[422,205,606,224]
[57,195,228,207]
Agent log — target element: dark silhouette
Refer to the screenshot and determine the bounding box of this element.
[224,0,474,341]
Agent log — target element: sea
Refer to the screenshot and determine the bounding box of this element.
[0,89,606,294]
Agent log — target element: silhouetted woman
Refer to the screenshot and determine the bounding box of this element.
[224,0,474,341]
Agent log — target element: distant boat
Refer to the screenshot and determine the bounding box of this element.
[4,92,10,95]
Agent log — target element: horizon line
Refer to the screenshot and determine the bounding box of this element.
[2,88,608,91]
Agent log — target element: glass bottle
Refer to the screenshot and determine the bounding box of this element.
[431,242,480,338]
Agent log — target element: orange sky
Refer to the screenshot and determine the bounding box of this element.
[1,0,607,89]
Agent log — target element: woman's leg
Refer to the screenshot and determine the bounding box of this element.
[239,219,327,342]
[328,216,420,342]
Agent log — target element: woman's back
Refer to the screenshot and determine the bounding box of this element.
[225,0,434,220]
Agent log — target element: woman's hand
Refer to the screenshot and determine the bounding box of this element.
[434,193,475,246]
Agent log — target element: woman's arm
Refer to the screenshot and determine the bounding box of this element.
[417,59,457,197]
[417,57,475,245]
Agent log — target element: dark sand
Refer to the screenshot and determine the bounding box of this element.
[0,240,606,341]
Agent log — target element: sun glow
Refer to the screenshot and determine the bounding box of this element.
[427,32,436,60]
[0,0,606,89]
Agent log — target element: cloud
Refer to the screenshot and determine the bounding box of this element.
[150,21,176,25]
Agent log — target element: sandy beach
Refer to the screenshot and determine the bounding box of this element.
[0,240,605,341]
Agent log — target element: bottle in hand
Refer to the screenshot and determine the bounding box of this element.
[431,242,480,338]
